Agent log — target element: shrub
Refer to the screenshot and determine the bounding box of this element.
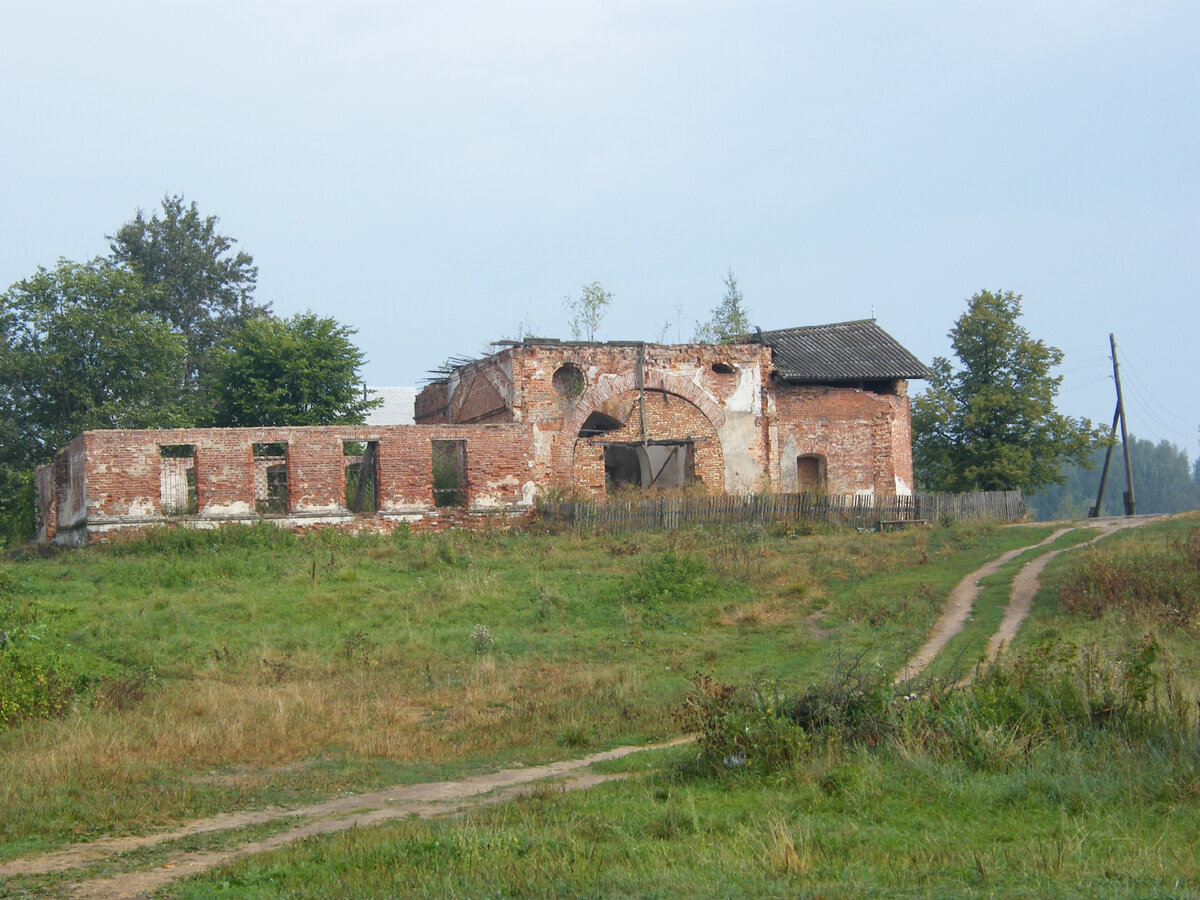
[1060,527,1200,633]
[676,674,806,774]
[0,596,84,728]
[677,639,1197,776]
[625,550,711,605]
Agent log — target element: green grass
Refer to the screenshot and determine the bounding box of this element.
[166,742,1199,899]
[156,514,1200,900]
[3,515,1196,898]
[924,527,1099,682]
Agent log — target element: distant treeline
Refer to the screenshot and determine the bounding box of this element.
[1026,435,1200,520]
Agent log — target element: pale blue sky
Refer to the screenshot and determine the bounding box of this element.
[3,1,1197,454]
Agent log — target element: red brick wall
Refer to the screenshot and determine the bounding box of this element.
[42,342,918,543]
[569,387,725,497]
[45,424,540,541]
[771,384,914,495]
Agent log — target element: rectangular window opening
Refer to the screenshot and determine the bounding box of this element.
[253,442,289,514]
[160,445,197,515]
[431,439,467,508]
[343,440,379,514]
[604,441,693,494]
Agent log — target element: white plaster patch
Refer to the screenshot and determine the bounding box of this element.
[124,498,157,517]
[532,424,554,467]
[293,502,345,514]
[779,434,799,493]
[894,476,912,496]
[201,501,254,517]
[522,480,537,505]
[727,365,761,415]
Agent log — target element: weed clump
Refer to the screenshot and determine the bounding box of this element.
[1060,527,1200,633]
[678,639,1198,777]
[625,550,711,605]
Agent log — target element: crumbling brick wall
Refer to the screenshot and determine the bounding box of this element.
[771,382,915,496]
[40,424,542,544]
[417,341,773,496]
[39,336,920,544]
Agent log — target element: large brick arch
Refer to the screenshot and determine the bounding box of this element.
[552,371,726,480]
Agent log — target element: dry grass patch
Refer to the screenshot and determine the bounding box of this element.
[718,598,795,627]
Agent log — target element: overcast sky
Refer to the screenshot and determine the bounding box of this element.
[3,1,1197,456]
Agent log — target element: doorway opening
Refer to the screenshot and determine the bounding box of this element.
[160,445,197,515]
[432,439,467,507]
[253,442,289,514]
[343,441,379,514]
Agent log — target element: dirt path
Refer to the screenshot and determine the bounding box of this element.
[0,738,690,900]
[896,516,1161,683]
[5,516,1164,899]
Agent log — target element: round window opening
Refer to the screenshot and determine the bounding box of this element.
[711,362,735,375]
[552,363,586,398]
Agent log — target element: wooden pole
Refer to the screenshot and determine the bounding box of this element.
[1110,334,1136,516]
[1089,405,1120,518]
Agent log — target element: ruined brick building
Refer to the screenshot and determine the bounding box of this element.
[36,319,930,544]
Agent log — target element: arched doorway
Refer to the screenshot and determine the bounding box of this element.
[797,454,826,494]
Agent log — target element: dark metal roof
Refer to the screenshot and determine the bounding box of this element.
[756,319,932,382]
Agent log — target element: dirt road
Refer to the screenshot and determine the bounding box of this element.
[0,738,689,899]
[895,516,1160,683]
[2,516,1161,899]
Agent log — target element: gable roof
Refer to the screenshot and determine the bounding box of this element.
[756,319,932,382]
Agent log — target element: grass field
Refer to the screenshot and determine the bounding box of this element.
[2,512,1197,897]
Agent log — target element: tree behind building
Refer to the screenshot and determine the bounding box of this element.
[912,290,1101,492]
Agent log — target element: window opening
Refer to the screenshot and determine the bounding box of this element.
[343,440,379,514]
[253,442,289,514]
[797,454,826,494]
[711,362,735,375]
[432,439,467,508]
[603,440,694,493]
[579,411,623,437]
[552,363,586,398]
[160,445,197,515]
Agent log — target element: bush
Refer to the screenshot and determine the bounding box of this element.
[1060,527,1200,633]
[676,674,806,774]
[677,640,1197,776]
[625,550,711,605]
[0,465,37,548]
[0,592,84,728]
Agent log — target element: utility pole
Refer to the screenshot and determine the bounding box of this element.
[1088,405,1120,518]
[1092,334,1136,517]
[1112,334,1135,516]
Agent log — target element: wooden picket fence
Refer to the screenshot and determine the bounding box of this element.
[539,490,1025,534]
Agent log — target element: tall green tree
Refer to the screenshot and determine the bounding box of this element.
[109,194,266,409]
[694,269,751,343]
[210,312,375,427]
[0,260,187,543]
[1,259,187,465]
[912,290,1101,492]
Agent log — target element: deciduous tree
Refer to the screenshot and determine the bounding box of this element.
[563,282,612,341]
[109,194,266,409]
[912,290,1101,492]
[0,259,187,465]
[210,312,375,427]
